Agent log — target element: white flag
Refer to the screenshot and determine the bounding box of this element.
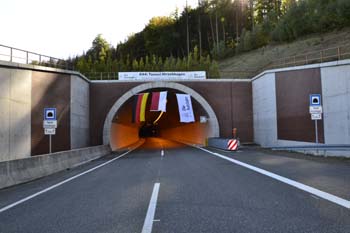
[150,91,167,112]
[176,94,195,123]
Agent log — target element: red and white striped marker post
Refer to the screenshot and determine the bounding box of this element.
[227,139,238,151]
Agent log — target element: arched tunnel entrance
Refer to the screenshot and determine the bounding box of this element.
[103,82,220,150]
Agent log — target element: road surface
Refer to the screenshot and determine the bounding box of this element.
[0,138,349,233]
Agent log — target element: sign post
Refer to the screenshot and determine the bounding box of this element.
[309,94,322,144]
[44,108,57,153]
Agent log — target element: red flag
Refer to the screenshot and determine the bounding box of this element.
[132,93,149,123]
[150,91,167,112]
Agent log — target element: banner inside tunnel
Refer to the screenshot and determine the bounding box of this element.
[176,94,195,123]
[132,92,194,123]
[132,93,149,123]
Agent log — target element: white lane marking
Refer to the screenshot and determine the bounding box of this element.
[196,147,350,209]
[0,149,137,214]
[161,150,164,157]
[142,183,160,233]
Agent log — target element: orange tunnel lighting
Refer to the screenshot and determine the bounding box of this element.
[110,88,210,150]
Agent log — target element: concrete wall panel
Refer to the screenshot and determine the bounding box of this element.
[321,64,350,144]
[0,68,31,162]
[0,68,11,98]
[71,75,90,149]
[0,99,10,161]
[252,73,277,147]
[0,68,11,161]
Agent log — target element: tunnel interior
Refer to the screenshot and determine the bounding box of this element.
[110,88,212,150]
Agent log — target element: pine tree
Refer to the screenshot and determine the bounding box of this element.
[132,59,139,71]
[139,57,145,70]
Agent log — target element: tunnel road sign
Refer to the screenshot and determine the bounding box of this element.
[43,120,57,129]
[311,113,322,120]
[309,94,321,106]
[309,106,323,114]
[44,128,56,135]
[44,108,56,120]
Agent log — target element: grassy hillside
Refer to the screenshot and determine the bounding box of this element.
[218,28,350,79]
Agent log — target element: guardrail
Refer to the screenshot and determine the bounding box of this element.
[0,44,73,70]
[269,43,350,69]
[85,72,119,80]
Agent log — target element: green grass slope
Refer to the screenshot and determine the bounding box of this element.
[218,28,350,79]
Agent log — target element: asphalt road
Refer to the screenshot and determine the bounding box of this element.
[0,138,349,233]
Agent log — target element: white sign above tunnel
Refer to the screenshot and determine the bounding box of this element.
[118,71,206,81]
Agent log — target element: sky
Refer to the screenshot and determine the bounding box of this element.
[1,0,198,59]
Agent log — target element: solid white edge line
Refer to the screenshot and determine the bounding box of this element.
[196,146,350,209]
[142,183,160,233]
[0,148,138,214]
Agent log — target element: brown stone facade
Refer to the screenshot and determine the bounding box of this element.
[90,81,254,145]
[31,71,71,155]
[275,68,324,143]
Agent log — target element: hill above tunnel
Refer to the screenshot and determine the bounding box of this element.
[218,28,350,79]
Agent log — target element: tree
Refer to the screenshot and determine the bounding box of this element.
[90,34,110,63]
[143,16,177,58]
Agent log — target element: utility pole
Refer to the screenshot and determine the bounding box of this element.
[215,7,219,53]
[186,0,190,59]
[235,0,244,42]
[250,0,254,30]
[198,0,202,57]
[235,0,240,42]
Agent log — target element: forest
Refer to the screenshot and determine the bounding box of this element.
[71,0,350,78]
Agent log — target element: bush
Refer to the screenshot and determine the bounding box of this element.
[211,41,234,60]
[272,0,350,43]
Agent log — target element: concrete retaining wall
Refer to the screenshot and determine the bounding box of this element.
[71,75,90,149]
[252,60,350,157]
[321,64,350,144]
[252,72,277,147]
[252,71,327,148]
[0,68,32,162]
[0,145,111,189]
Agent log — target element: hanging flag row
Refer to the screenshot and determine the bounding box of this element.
[132,91,195,123]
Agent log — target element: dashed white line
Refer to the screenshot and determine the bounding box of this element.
[196,146,350,209]
[142,183,160,233]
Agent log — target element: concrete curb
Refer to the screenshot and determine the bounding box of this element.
[0,145,111,190]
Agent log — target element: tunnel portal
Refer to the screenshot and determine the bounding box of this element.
[103,82,220,150]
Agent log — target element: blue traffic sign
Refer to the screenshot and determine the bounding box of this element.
[309,94,321,106]
[44,108,56,120]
